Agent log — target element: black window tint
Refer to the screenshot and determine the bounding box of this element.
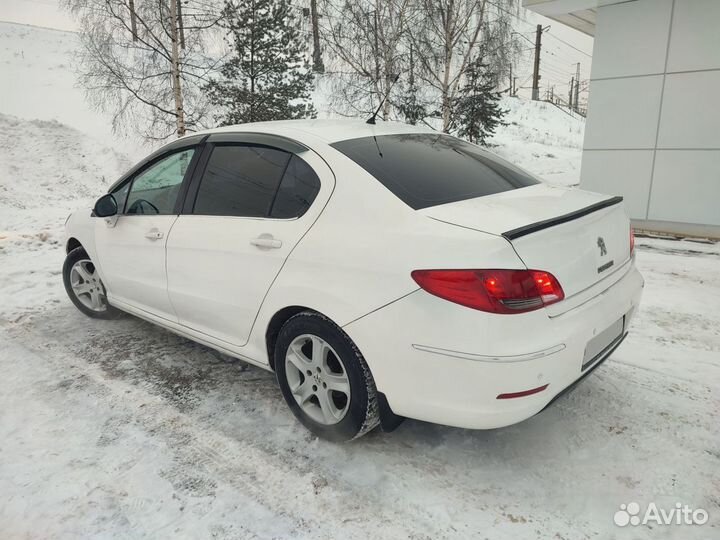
[331,134,539,210]
[270,155,321,218]
[194,145,290,217]
[126,149,195,215]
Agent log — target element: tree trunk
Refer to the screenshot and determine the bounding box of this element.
[128,0,138,41]
[441,0,454,132]
[177,0,186,49]
[383,71,392,120]
[310,0,323,72]
[169,0,186,137]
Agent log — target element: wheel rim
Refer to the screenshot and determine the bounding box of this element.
[69,259,108,312]
[285,334,351,425]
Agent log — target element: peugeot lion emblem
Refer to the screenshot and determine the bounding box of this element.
[597,236,607,257]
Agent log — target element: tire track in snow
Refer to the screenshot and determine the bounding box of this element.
[1,319,454,539]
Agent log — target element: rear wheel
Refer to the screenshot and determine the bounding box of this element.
[63,247,121,319]
[275,312,379,441]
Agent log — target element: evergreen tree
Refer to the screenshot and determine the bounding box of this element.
[397,80,427,125]
[397,45,427,125]
[206,0,316,125]
[453,52,505,145]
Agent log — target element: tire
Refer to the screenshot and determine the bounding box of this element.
[275,311,380,441]
[62,247,122,319]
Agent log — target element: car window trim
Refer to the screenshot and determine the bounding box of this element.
[107,134,207,195]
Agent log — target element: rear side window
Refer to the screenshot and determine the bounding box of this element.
[331,134,539,210]
[193,145,290,217]
[269,155,321,219]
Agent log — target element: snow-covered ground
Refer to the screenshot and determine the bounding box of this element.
[1,20,719,540]
[491,98,586,188]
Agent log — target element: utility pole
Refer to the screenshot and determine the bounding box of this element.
[513,77,517,97]
[568,77,574,110]
[310,0,324,73]
[531,24,542,100]
[128,0,138,41]
[509,64,512,95]
[574,63,581,112]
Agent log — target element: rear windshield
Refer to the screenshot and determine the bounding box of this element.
[331,133,539,210]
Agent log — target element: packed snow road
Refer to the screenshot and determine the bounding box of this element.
[1,236,718,539]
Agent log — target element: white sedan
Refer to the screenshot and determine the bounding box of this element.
[63,120,643,441]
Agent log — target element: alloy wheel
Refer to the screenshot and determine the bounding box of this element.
[69,259,108,312]
[284,334,351,425]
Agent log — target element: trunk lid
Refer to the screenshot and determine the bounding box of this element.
[421,184,632,299]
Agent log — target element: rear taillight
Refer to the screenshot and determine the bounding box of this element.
[411,269,565,314]
[630,226,635,256]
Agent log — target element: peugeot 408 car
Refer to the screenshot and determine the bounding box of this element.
[63,120,643,441]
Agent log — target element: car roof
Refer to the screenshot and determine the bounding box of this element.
[192,119,436,144]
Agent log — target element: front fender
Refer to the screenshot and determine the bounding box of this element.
[64,208,101,273]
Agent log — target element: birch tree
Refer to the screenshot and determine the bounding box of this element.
[411,0,519,132]
[320,0,416,119]
[65,0,223,139]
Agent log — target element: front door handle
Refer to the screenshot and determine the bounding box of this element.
[250,234,282,249]
[145,229,164,240]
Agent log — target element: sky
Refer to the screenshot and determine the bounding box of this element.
[0,0,594,102]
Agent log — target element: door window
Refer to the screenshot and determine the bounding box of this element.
[193,145,291,217]
[125,148,195,215]
[269,155,321,219]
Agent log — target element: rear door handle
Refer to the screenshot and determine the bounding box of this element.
[145,229,164,240]
[250,234,282,249]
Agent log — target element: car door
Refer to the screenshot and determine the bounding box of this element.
[165,134,333,347]
[94,145,199,321]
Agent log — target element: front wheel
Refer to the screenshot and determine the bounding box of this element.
[275,312,380,441]
[62,247,121,319]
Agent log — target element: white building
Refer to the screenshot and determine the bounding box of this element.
[524,0,720,238]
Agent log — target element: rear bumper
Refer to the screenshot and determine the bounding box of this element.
[343,262,644,430]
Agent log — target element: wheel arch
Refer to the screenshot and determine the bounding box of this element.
[265,305,317,371]
[66,237,83,254]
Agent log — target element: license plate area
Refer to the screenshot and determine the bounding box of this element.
[582,316,624,370]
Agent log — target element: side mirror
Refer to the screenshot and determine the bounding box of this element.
[94,194,118,218]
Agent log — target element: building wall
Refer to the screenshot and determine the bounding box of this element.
[580,0,720,237]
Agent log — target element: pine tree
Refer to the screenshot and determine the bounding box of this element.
[453,52,506,145]
[397,45,426,125]
[206,0,316,125]
[397,80,426,125]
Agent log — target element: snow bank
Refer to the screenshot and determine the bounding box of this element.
[491,97,585,187]
[0,114,131,212]
[0,22,150,160]
[0,113,130,318]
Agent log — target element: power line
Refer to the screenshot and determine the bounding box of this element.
[544,32,592,58]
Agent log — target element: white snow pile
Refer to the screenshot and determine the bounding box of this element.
[491,97,586,187]
[0,113,130,319]
[0,113,130,211]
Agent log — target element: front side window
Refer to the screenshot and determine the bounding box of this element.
[125,148,195,215]
[331,134,539,210]
[193,145,291,217]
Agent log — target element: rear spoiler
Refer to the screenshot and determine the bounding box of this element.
[502,196,624,241]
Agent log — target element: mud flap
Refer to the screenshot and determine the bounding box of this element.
[377,392,405,432]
